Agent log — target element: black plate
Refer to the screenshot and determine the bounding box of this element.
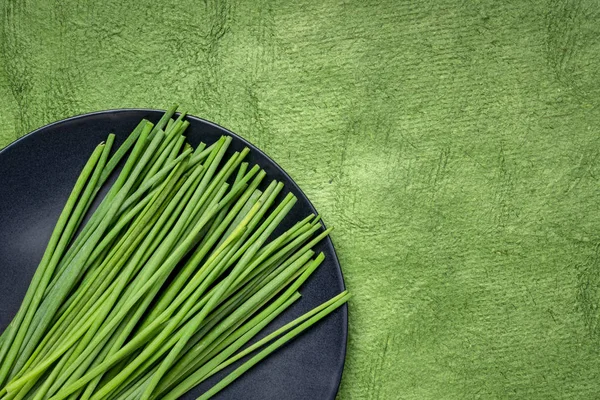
[0,109,347,400]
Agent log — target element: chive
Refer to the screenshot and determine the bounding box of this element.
[60,169,199,396]
[177,138,234,239]
[46,164,198,389]
[188,141,219,167]
[138,291,303,400]
[137,131,184,188]
[74,178,191,400]
[88,203,262,400]
[175,120,190,138]
[7,181,181,395]
[160,257,315,393]
[195,292,350,400]
[44,168,187,397]
[98,233,311,400]
[131,258,313,400]
[150,104,178,137]
[157,188,291,335]
[47,177,258,400]
[174,253,322,377]
[16,258,105,377]
[140,184,264,331]
[170,111,187,131]
[169,135,186,161]
[119,148,192,213]
[39,121,154,308]
[0,142,106,387]
[68,134,115,240]
[165,118,175,132]
[98,120,146,186]
[215,290,348,378]
[192,142,207,158]
[235,162,248,185]
[11,136,114,364]
[29,345,77,400]
[1,114,346,400]
[178,217,325,337]
[7,128,159,389]
[139,231,307,400]
[158,293,302,399]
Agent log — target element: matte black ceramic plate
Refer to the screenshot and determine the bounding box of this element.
[0,109,347,400]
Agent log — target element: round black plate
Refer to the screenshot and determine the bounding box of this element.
[0,110,347,400]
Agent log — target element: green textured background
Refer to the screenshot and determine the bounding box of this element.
[1,0,600,398]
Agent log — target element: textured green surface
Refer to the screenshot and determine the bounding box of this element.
[1,0,600,398]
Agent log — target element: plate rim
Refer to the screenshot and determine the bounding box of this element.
[0,108,349,399]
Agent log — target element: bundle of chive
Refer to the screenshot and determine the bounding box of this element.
[0,105,349,400]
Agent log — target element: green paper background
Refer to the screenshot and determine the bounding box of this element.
[1,0,600,398]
